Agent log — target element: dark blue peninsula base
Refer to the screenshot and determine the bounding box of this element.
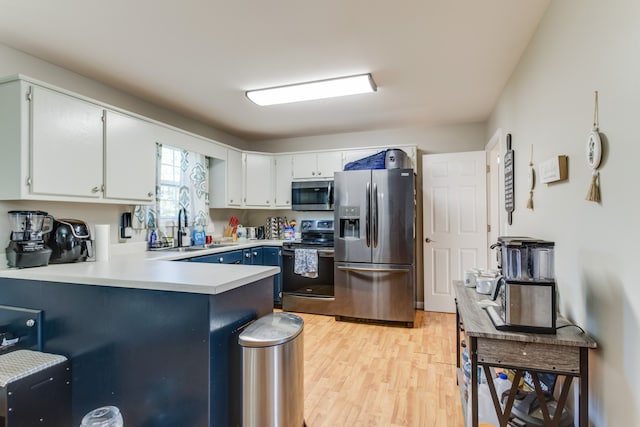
[0,276,273,427]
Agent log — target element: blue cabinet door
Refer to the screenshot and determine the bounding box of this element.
[180,246,282,307]
[242,248,264,265]
[262,247,283,305]
[190,250,243,264]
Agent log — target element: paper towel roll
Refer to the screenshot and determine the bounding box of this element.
[94,224,110,261]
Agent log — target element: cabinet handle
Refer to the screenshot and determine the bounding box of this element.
[266,200,270,204]
[318,171,322,175]
[91,186,101,193]
[311,171,316,176]
[252,251,258,256]
[245,253,251,258]
[147,191,154,197]
[229,199,234,203]
[218,257,224,263]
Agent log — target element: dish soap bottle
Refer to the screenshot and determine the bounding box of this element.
[148,229,157,249]
[192,225,206,246]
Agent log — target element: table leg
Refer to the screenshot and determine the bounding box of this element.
[580,348,588,427]
[456,305,461,371]
[471,336,478,427]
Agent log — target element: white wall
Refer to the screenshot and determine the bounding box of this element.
[256,122,486,154]
[488,1,640,425]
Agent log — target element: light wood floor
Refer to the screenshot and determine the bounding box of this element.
[295,310,464,427]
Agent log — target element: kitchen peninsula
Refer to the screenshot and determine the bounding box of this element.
[0,248,279,427]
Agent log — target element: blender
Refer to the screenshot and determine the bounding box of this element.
[6,210,53,268]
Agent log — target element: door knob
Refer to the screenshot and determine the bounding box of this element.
[425,237,435,243]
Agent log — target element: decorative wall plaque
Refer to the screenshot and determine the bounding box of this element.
[504,133,514,225]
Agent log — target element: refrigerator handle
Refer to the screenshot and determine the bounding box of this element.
[373,182,378,248]
[365,181,371,247]
[328,180,333,209]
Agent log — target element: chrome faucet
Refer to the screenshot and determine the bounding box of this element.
[177,207,188,247]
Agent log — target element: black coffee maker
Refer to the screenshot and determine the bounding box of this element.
[5,210,53,268]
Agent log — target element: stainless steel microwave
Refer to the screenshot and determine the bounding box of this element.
[291,180,333,211]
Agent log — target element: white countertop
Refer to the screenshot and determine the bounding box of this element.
[0,240,284,295]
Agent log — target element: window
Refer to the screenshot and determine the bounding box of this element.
[157,145,182,225]
[134,144,209,233]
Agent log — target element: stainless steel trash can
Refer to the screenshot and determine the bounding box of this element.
[239,312,304,427]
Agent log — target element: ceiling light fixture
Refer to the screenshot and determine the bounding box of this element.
[246,73,377,106]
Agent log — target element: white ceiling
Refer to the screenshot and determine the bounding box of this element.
[0,0,550,142]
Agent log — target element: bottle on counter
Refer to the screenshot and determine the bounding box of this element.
[148,229,157,249]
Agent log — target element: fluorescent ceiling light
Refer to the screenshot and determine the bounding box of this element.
[246,73,377,106]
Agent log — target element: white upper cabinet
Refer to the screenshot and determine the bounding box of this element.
[273,154,293,208]
[30,85,104,198]
[244,153,273,207]
[104,110,156,202]
[292,151,343,179]
[210,148,244,208]
[0,77,164,204]
[226,149,244,207]
[0,75,419,209]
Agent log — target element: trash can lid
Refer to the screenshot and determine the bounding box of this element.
[239,312,304,347]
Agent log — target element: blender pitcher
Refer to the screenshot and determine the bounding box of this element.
[8,210,53,241]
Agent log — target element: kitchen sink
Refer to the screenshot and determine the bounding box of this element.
[151,244,235,253]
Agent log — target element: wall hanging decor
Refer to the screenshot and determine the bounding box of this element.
[586,91,602,202]
[539,155,568,184]
[526,144,535,210]
[504,133,514,224]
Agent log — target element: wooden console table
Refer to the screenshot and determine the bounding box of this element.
[454,281,597,427]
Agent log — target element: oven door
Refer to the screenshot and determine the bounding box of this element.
[282,247,335,315]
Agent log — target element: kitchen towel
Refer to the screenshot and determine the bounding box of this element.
[294,248,318,278]
[94,224,110,261]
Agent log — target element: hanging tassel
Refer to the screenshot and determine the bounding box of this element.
[526,145,535,210]
[586,171,601,202]
[526,190,534,209]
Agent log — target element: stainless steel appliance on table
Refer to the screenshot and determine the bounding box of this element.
[282,220,335,315]
[334,169,416,327]
[487,236,557,334]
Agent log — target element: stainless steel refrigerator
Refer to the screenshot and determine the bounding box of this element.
[334,168,416,327]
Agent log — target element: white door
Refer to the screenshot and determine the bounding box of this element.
[423,151,487,312]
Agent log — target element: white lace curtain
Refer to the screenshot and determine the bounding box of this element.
[134,144,209,231]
